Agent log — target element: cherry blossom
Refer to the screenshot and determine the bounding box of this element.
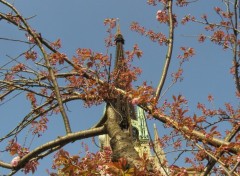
[11,156,20,167]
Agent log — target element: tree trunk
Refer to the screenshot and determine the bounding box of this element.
[105,104,141,168]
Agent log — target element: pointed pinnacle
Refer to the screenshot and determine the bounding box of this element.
[153,123,159,140]
[116,18,121,35]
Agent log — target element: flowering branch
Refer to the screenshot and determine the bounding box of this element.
[0,0,72,134]
[195,143,233,176]
[2,126,106,174]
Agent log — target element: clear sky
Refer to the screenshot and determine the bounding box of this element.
[0,1,238,175]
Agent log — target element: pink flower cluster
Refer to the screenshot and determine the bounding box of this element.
[11,156,20,167]
[156,10,168,24]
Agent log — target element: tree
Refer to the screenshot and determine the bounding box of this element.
[0,0,239,175]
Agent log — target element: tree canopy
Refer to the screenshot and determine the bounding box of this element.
[0,0,239,175]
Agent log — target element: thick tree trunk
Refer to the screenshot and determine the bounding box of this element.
[105,105,141,168]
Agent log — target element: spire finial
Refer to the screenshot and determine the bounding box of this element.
[153,123,159,140]
[114,18,124,44]
[116,18,121,35]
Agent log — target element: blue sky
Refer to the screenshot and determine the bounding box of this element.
[0,0,238,175]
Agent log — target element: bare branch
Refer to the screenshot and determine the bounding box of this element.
[0,37,31,44]
[155,0,174,101]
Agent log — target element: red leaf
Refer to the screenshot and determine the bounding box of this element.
[210,126,217,132]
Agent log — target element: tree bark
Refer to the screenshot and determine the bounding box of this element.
[105,104,141,168]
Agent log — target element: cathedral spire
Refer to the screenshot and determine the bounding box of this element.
[153,123,159,142]
[114,19,124,45]
[153,123,168,173]
[113,19,130,130]
[116,18,121,35]
[114,19,125,79]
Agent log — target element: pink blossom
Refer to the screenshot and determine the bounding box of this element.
[156,10,163,20]
[11,156,20,167]
[157,10,162,14]
[237,155,240,162]
[156,10,167,23]
[131,97,140,105]
[97,165,103,170]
